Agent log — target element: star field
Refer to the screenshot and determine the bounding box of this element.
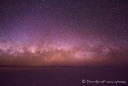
[0,0,128,66]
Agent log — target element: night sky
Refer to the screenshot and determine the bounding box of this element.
[0,0,128,66]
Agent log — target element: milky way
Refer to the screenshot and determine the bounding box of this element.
[0,0,128,66]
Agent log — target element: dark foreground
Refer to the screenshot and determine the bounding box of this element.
[0,67,128,86]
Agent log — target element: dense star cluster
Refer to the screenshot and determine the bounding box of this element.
[0,0,128,66]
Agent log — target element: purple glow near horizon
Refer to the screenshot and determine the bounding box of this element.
[0,0,128,66]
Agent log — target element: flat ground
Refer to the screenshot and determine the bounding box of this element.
[0,67,128,86]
